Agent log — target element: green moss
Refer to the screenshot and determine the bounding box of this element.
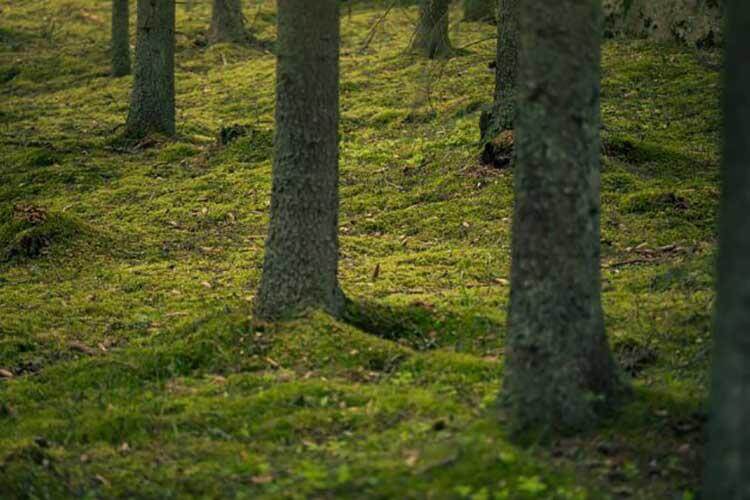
[0,2,720,497]
[622,189,688,213]
[19,147,60,167]
[0,204,84,261]
[157,142,201,163]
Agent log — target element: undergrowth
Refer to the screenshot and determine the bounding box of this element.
[0,0,720,498]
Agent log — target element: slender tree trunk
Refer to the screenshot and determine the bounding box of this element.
[479,0,518,165]
[502,0,621,435]
[124,0,176,138]
[490,0,518,132]
[111,0,131,77]
[463,0,495,22]
[254,0,345,320]
[210,0,247,44]
[411,0,452,59]
[703,1,750,497]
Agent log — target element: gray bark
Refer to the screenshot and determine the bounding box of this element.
[479,0,519,157]
[111,0,131,77]
[124,0,176,138]
[254,0,345,320]
[502,0,621,434]
[464,0,495,22]
[703,1,750,497]
[490,0,518,132]
[210,0,247,45]
[411,0,452,59]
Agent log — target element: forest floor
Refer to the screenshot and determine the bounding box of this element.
[0,1,722,498]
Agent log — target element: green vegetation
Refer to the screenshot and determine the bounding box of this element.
[0,0,720,497]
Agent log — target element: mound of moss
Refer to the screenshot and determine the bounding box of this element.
[0,204,83,261]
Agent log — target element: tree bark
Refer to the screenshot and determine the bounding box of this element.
[502,0,622,435]
[463,0,495,22]
[479,0,519,165]
[411,0,452,59]
[111,0,131,77]
[703,1,750,497]
[210,0,247,45]
[124,0,176,138]
[254,0,345,320]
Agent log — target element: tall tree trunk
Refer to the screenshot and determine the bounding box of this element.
[111,0,131,77]
[502,0,621,434]
[411,0,452,59]
[210,0,247,44]
[463,0,495,22]
[124,0,176,138]
[479,0,518,166]
[703,1,750,497]
[254,0,345,320]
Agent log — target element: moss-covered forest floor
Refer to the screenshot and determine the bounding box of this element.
[0,1,721,498]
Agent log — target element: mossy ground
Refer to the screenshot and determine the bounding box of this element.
[0,1,720,498]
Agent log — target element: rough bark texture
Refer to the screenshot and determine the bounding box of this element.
[254,0,345,321]
[210,0,247,45]
[502,0,621,435]
[479,0,518,166]
[603,0,724,47]
[491,0,518,131]
[124,0,175,138]
[703,1,750,497]
[111,0,131,77]
[411,0,452,59]
[463,0,495,22]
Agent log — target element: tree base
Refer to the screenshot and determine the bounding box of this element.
[480,130,514,168]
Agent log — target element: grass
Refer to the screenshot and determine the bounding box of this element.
[0,0,720,498]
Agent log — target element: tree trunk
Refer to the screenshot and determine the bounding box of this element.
[124,0,176,138]
[464,0,495,22]
[502,0,622,435]
[703,1,750,497]
[111,0,131,77]
[411,0,452,59]
[479,0,518,166]
[254,0,345,320]
[210,0,247,44]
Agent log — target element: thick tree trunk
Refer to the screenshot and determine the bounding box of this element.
[479,0,518,166]
[502,0,621,435]
[254,0,345,320]
[124,0,176,138]
[463,0,495,22]
[411,0,452,59]
[703,1,750,497]
[111,0,131,77]
[210,0,247,44]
